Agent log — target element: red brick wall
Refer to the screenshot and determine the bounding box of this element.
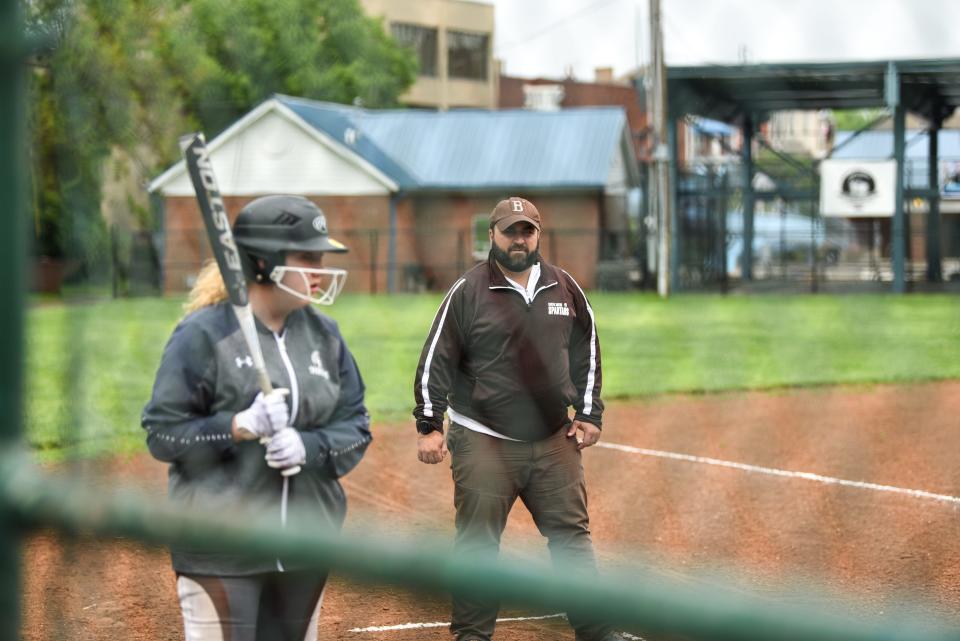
[162,195,391,294]
[536,195,601,287]
[407,193,601,291]
[317,195,392,294]
[162,192,601,294]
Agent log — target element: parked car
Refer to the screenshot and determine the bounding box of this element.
[724,210,854,276]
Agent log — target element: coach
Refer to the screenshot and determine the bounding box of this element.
[413,197,625,641]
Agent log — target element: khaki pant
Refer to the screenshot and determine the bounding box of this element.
[447,423,612,641]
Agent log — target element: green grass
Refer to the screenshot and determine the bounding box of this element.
[25,293,960,459]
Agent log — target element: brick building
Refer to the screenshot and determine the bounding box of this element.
[499,72,647,163]
[149,95,640,293]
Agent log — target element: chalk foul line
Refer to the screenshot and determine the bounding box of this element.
[348,612,565,632]
[597,442,960,506]
[349,614,644,639]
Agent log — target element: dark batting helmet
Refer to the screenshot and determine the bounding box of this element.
[233,195,348,283]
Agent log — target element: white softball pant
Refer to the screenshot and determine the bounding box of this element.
[176,571,327,641]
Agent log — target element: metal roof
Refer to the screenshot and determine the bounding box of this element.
[689,117,736,137]
[832,129,960,189]
[277,95,631,191]
[833,129,960,160]
[668,58,960,124]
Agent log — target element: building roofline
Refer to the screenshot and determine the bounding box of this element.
[148,98,399,194]
[668,57,960,124]
[669,57,960,78]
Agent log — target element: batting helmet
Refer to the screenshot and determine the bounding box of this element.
[233,195,348,283]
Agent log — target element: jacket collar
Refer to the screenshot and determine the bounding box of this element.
[253,305,305,336]
[486,252,560,290]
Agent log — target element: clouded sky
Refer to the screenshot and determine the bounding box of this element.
[487,0,960,80]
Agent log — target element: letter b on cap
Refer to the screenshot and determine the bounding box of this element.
[512,199,524,212]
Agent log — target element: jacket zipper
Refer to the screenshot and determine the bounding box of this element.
[273,331,299,573]
[489,281,558,306]
[273,332,299,424]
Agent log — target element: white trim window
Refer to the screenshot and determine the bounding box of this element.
[471,213,490,260]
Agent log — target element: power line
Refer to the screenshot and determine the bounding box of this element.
[497,0,627,53]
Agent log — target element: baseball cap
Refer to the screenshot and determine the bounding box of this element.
[490,197,542,231]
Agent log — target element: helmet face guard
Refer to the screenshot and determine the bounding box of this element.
[270,266,347,306]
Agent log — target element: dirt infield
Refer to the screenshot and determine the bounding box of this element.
[21,381,960,640]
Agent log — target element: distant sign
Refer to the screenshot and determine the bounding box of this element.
[820,159,896,217]
[943,165,960,199]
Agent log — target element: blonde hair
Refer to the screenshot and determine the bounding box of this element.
[183,260,229,315]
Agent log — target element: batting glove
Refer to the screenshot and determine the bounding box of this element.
[265,427,306,470]
[234,388,290,440]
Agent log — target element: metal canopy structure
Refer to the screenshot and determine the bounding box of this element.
[663,58,960,293]
[668,58,960,123]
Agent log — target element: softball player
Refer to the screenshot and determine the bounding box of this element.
[143,195,371,641]
[413,197,628,641]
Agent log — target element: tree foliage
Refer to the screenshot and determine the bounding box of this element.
[163,0,418,134]
[25,0,417,266]
[26,0,179,260]
[831,108,888,132]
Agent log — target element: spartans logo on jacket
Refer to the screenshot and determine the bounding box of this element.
[547,302,570,316]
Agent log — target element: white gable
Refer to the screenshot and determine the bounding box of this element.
[152,101,395,197]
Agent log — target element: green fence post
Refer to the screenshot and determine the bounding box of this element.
[926,116,942,283]
[667,115,681,293]
[741,113,755,282]
[888,62,906,293]
[0,0,26,637]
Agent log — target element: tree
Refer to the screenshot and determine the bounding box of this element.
[831,108,887,132]
[26,0,202,268]
[162,0,418,135]
[25,0,417,272]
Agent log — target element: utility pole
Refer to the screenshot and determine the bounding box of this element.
[649,0,672,297]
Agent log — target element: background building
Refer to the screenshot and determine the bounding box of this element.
[766,110,835,158]
[359,0,496,110]
[149,95,640,293]
[499,68,647,164]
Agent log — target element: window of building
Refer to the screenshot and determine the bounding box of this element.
[447,29,489,80]
[523,84,564,111]
[391,22,438,77]
[472,214,491,260]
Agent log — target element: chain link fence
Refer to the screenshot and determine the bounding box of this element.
[160,226,644,295]
[676,153,960,293]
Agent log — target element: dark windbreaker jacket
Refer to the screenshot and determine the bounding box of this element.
[413,255,603,442]
[142,302,370,576]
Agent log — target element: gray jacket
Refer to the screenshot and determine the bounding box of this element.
[142,302,371,575]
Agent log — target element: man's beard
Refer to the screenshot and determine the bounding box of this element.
[491,242,540,272]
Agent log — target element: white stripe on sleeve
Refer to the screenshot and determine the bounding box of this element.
[561,270,597,416]
[420,278,467,417]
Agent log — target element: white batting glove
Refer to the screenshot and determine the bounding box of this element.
[265,427,306,470]
[234,388,290,440]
